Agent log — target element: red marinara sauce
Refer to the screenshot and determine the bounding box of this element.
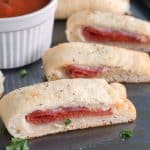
[0,0,50,18]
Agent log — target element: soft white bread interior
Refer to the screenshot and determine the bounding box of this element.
[56,0,130,19]
[42,42,150,83]
[66,11,150,52]
[0,79,136,139]
[0,71,4,98]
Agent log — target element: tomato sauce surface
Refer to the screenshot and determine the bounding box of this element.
[0,0,50,18]
[26,107,112,125]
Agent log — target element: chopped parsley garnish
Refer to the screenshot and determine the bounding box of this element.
[19,69,28,78]
[64,119,72,126]
[120,130,133,140]
[6,138,29,150]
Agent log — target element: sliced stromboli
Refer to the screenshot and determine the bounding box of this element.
[66,11,150,52]
[0,79,136,139]
[0,71,4,98]
[42,43,150,83]
[56,0,130,19]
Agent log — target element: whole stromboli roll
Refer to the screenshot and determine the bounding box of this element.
[0,79,136,139]
[66,11,150,52]
[42,43,150,83]
[0,71,4,98]
[56,0,130,19]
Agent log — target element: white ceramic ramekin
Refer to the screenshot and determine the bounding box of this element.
[0,0,57,69]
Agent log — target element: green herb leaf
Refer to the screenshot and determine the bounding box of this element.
[120,130,133,140]
[19,69,28,78]
[64,119,72,126]
[6,138,29,150]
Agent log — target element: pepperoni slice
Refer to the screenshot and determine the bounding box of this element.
[82,26,150,44]
[26,107,112,125]
[66,64,109,78]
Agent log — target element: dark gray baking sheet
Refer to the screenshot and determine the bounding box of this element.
[0,1,150,149]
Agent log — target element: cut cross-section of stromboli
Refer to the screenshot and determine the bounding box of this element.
[66,11,150,52]
[42,42,150,83]
[0,79,136,139]
[56,0,130,19]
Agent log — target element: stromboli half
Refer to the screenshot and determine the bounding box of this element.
[66,11,150,52]
[42,42,150,83]
[0,71,4,98]
[0,79,136,139]
[56,0,130,19]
